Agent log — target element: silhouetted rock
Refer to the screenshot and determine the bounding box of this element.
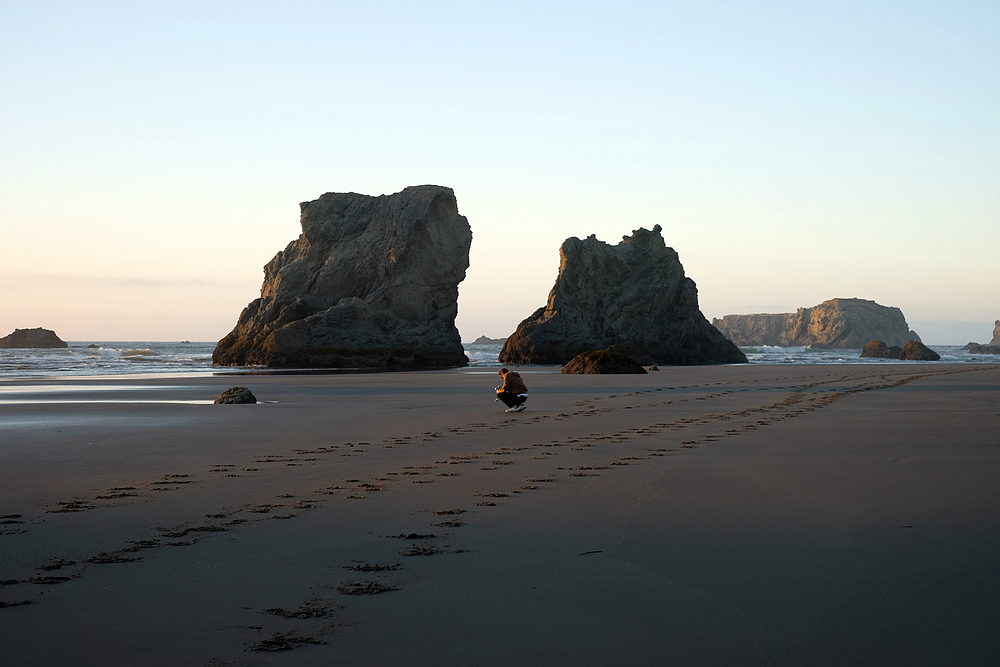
[713,298,920,349]
[968,344,1000,355]
[562,349,648,374]
[961,342,979,351]
[213,186,472,370]
[899,340,940,361]
[860,340,902,359]
[468,336,507,345]
[499,226,746,366]
[214,387,257,404]
[0,328,67,349]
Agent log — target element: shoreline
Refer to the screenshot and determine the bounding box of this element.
[0,354,985,386]
[3,340,997,384]
[2,363,999,665]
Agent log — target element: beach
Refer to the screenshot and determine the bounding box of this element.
[2,363,999,666]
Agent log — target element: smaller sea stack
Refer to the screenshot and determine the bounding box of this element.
[499,226,746,366]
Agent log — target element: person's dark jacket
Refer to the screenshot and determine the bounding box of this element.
[500,371,527,394]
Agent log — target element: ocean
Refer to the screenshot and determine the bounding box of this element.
[0,341,994,380]
[465,343,998,367]
[0,341,218,379]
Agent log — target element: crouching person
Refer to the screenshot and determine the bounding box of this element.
[496,368,528,412]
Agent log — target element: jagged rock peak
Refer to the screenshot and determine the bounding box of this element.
[712,298,921,349]
[499,226,746,366]
[0,328,67,349]
[213,185,472,369]
[990,320,1000,347]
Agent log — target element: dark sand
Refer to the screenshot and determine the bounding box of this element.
[1,364,999,666]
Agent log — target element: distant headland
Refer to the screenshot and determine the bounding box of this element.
[713,298,920,349]
[467,336,507,345]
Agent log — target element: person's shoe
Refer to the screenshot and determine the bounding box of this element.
[516,404,527,412]
[504,407,515,413]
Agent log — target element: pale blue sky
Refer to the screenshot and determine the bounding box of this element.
[2,1,997,344]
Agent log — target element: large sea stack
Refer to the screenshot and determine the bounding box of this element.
[498,226,746,366]
[213,186,472,369]
[0,328,67,348]
[712,298,921,349]
[991,320,1000,346]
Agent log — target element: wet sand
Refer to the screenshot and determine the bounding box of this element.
[1,363,999,666]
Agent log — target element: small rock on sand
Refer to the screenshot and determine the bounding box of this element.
[214,387,257,404]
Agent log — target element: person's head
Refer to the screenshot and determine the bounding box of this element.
[498,368,509,377]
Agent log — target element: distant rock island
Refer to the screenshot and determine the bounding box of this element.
[213,185,472,369]
[712,298,920,349]
[499,226,746,366]
[0,328,67,349]
[467,336,507,345]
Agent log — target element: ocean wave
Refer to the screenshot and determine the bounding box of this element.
[0,342,218,378]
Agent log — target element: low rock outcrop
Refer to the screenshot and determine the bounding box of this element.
[861,339,940,361]
[214,387,257,404]
[712,298,921,349]
[561,349,648,374]
[213,186,472,369]
[0,328,67,348]
[962,322,1000,352]
[860,340,902,359]
[499,226,746,366]
[899,341,940,361]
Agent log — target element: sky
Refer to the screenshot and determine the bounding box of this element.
[2,1,997,345]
